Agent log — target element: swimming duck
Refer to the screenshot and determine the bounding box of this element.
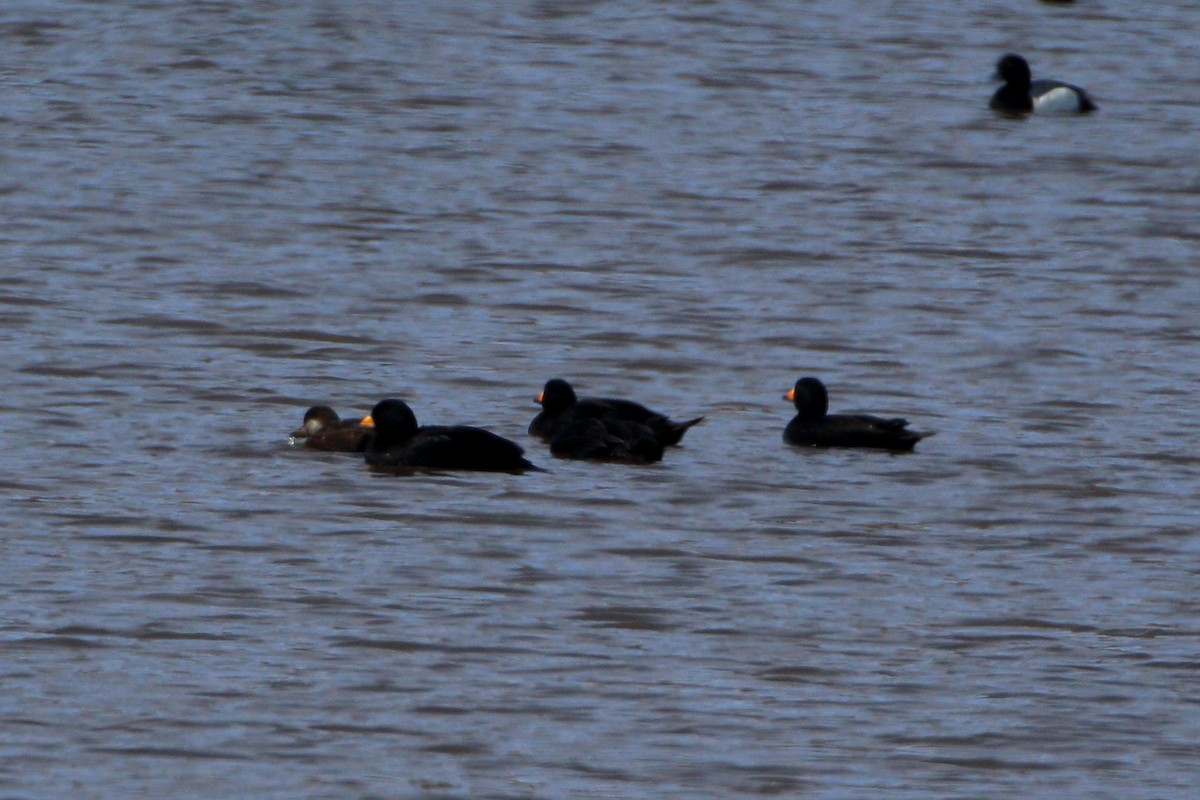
[290,405,372,453]
[530,378,703,447]
[361,399,540,472]
[989,53,1096,114]
[783,377,931,451]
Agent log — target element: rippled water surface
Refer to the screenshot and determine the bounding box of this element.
[3,1,1200,797]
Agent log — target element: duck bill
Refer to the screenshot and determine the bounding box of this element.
[535,391,544,405]
[359,415,375,427]
[783,388,795,402]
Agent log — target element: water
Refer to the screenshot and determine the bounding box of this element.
[3,1,1199,797]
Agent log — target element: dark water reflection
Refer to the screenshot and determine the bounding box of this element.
[3,0,1200,797]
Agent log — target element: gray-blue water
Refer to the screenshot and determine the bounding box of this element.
[3,1,1199,797]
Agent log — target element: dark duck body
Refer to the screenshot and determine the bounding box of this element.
[291,405,372,453]
[530,378,702,447]
[549,416,664,464]
[783,377,931,451]
[362,399,540,473]
[989,53,1096,115]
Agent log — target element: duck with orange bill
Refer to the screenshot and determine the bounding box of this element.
[362,399,541,473]
[783,377,932,451]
